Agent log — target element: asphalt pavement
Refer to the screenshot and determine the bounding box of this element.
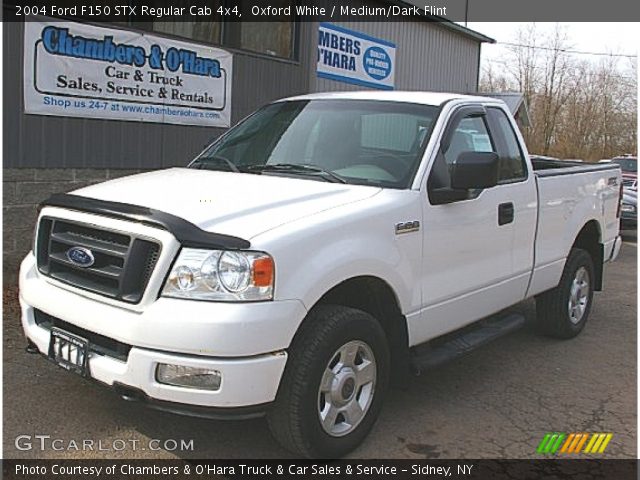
[3,232,636,459]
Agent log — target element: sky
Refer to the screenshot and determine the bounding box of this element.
[464,22,638,73]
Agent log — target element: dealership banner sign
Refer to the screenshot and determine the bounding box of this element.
[317,23,396,90]
[23,20,232,127]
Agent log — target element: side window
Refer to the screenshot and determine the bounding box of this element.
[488,108,527,182]
[443,116,494,167]
[428,114,495,195]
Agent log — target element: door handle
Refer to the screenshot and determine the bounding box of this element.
[498,202,514,226]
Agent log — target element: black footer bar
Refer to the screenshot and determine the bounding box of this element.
[3,459,637,480]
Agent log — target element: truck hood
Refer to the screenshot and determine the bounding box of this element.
[71,168,382,239]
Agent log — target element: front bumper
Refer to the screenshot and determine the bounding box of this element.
[19,253,307,409]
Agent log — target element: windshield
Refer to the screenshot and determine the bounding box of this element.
[191,100,439,188]
[612,157,637,173]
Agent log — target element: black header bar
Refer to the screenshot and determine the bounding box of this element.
[3,0,640,22]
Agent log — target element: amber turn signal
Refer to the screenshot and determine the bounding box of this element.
[252,256,274,287]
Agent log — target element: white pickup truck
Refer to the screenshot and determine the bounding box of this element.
[20,92,623,458]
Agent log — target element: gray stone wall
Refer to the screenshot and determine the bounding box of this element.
[3,168,147,283]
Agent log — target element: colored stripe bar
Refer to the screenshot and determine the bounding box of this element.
[543,434,559,454]
[574,433,589,453]
[583,433,613,453]
[567,433,583,453]
[539,432,613,455]
[537,433,553,454]
[560,433,575,453]
[549,433,566,453]
[583,433,599,453]
[596,434,613,453]
[590,434,607,453]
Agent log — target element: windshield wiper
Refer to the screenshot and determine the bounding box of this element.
[246,163,347,184]
[191,156,240,173]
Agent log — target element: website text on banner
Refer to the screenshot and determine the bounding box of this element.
[23,19,233,127]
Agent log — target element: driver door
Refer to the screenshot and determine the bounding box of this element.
[413,106,532,344]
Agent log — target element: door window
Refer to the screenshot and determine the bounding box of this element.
[443,116,494,166]
[428,113,495,197]
[487,108,527,183]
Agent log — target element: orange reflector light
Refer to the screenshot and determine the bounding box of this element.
[252,257,274,287]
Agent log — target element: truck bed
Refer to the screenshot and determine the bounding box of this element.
[527,158,621,298]
[532,157,620,177]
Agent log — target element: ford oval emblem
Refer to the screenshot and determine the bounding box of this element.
[66,246,95,268]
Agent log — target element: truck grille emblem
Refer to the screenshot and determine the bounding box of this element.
[66,246,95,268]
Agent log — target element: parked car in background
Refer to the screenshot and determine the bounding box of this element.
[611,156,637,194]
[623,176,637,192]
[611,155,637,175]
[621,189,637,229]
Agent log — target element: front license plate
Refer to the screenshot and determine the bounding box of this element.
[48,327,89,376]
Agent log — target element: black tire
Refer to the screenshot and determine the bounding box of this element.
[267,304,390,458]
[535,248,595,339]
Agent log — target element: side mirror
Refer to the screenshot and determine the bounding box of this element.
[451,151,499,190]
[429,151,499,205]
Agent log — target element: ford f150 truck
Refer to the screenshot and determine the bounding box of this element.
[20,92,623,458]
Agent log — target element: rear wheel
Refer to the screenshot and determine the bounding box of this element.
[535,248,595,339]
[267,305,389,458]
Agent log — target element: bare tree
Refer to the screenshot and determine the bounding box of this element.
[538,25,572,154]
[479,24,637,161]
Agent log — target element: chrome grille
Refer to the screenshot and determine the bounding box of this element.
[36,217,161,303]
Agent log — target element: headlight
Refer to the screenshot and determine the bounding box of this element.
[162,249,274,301]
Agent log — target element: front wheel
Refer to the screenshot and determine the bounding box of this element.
[267,305,389,458]
[535,248,595,339]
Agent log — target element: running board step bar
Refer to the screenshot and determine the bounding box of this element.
[410,313,525,374]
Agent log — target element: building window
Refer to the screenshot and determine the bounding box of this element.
[223,22,294,59]
[148,20,222,46]
[128,0,222,46]
[114,1,295,60]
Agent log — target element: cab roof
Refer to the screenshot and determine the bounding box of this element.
[280,91,496,107]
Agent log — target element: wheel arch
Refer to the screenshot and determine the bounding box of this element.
[301,275,411,387]
[571,219,604,291]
